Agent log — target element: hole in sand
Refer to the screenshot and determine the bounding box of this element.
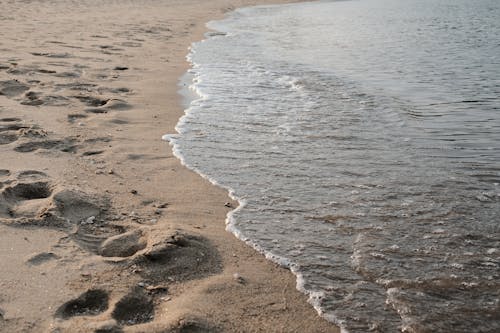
[111,288,154,326]
[55,289,109,319]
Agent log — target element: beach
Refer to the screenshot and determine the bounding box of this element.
[0,0,340,332]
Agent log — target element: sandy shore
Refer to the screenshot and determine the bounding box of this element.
[0,0,340,332]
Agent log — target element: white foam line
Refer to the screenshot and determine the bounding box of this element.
[163,7,348,332]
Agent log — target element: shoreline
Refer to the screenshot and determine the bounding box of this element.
[0,1,339,332]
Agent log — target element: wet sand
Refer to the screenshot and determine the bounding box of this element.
[0,0,339,332]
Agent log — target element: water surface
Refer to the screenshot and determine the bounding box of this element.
[166,0,500,331]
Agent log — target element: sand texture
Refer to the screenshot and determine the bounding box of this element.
[0,0,339,332]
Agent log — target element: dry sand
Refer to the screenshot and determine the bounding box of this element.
[0,0,340,332]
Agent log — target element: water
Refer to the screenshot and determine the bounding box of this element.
[165,0,500,331]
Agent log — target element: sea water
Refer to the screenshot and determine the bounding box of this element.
[164,0,500,331]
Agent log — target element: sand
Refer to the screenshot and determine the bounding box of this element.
[0,0,340,332]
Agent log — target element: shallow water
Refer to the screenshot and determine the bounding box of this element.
[166,0,500,331]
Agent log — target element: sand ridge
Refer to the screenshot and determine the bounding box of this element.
[0,0,339,332]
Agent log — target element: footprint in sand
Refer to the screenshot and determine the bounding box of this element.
[54,82,131,97]
[83,137,112,144]
[67,113,88,123]
[93,322,124,333]
[111,287,154,326]
[85,99,132,114]
[51,188,106,224]
[120,41,142,48]
[20,90,71,107]
[0,79,29,97]
[173,317,219,333]
[0,169,10,198]
[5,65,62,76]
[94,44,124,53]
[106,118,129,125]
[56,82,97,92]
[16,170,48,180]
[54,288,152,328]
[99,228,147,258]
[6,66,35,75]
[0,173,133,257]
[72,223,125,254]
[30,52,72,59]
[0,178,53,222]
[0,123,29,132]
[20,91,44,106]
[53,71,81,78]
[36,68,57,74]
[48,189,135,254]
[26,252,60,266]
[132,230,222,283]
[0,132,18,145]
[3,181,53,201]
[55,289,109,319]
[82,150,105,156]
[0,117,22,123]
[110,287,216,330]
[14,137,78,153]
[0,173,108,229]
[49,230,222,330]
[72,95,109,107]
[97,87,131,95]
[1,118,76,151]
[0,118,30,146]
